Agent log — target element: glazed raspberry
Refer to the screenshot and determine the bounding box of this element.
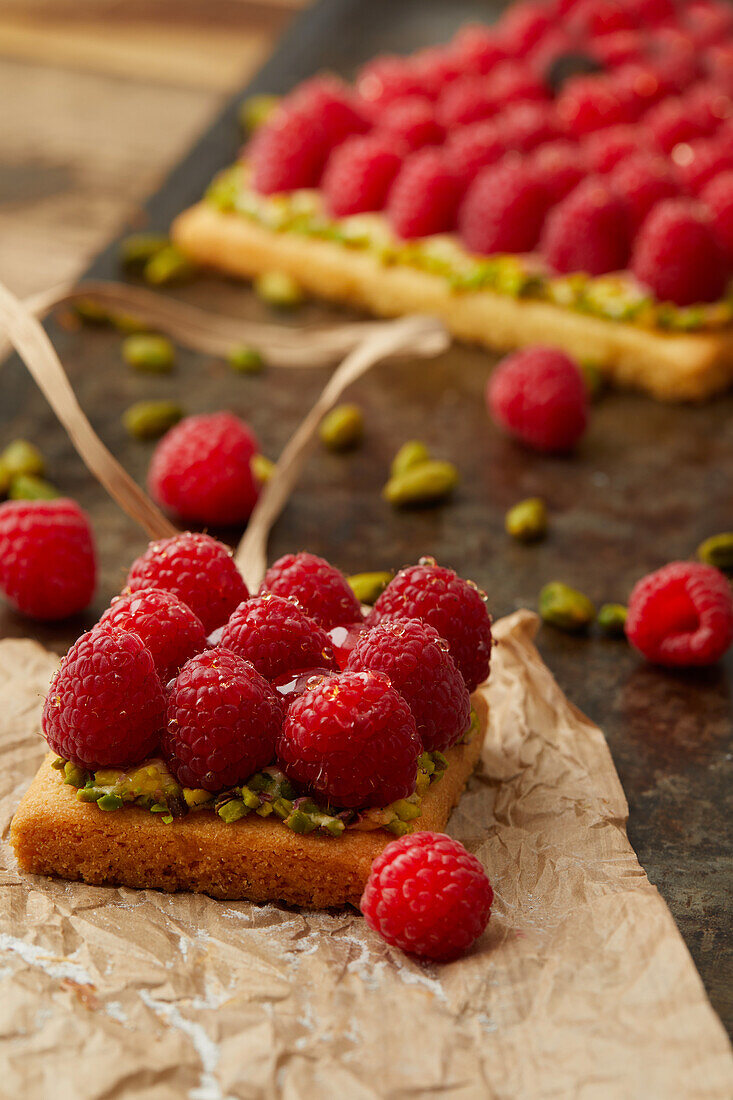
[387,148,462,239]
[625,561,733,667]
[346,619,470,752]
[378,96,443,150]
[583,124,640,172]
[630,199,728,305]
[287,76,369,147]
[459,158,551,256]
[451,24,507,76]
[250,107,328,194]
[674,136,733,194]
[260,551,362,630]
[484,60,550,107]
[99,588,206,683]
[148,412,259,527]
[609,153,680,229]
[645,97,714,154]
[166,649,282,791]
[360,832,493,961]
[126,531,248,634]
[43,625,165,769]
[540,177,632,275]
[556,75,635,136]
[0,499,96,621]
[271,667,334,709]
[531,140,587,202]
[436,77,493,130]
[328,621,369,668]
[701,171,733,263]
[356,56,423,111]
[487,346,588,454]
[219,593,336,681]
[277,670,421,807]
[566,0,638,38]
[497,101,562,152]
[446,120,507,184]
[368,558,492,693]
[321,134,403,216]
[498,2,553,56]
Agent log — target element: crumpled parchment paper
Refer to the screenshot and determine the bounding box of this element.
[0,611,731,1100]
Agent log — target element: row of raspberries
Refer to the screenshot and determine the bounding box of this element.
[42,537,493,807]
[247,3,733,305]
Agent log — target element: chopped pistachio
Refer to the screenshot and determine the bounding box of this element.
[597,603,628,637]
[97,793,124,812]
[390,440,431,478]
[183,788,213,808]
[217,799,249,824]
[228,345,264,374]
[391,798,421,822]
[347,571,392,605]
[385,819,410,837]
[63,762,87,787]
[123,400,184,440]
[696,533,733,572]
[319,403,364,452]
[239,94,281,133]
[505,497,548,542]
[255,801,274,817]
[77,786,105,803]
[143,245,196,286]
[122,334,175,373]
[9,475,59,500]
[119,233,170,270]
[1,439,45,478]
[251,454,275,486]
[383,460,459,507]
[272,796,294,819]
[284,808,319,834]
[539,582,595,632]
[253,271,304,309]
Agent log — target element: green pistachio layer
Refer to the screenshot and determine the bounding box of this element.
[204,164,733,334]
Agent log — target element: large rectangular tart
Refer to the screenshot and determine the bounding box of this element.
[11,696,487,908]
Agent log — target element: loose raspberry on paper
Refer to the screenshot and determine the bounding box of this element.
[630,198,728,306]
[368,558,492,693]
[43,625,165,769]
[126,531,248,634]
[99,588,207,684]
[260,551,362,630]
[459,158,551,256]
[219,593,336,681]
[540,177,631,275]
[277,670,421,808]
[387,148,462,239]
[321,133,403,216]
[346,618,471,752]
[361,831,493,961]
[625,561,733,666]
[487,346,589,454]
[165,648,283,790]
[0,499,96,621]
[148,411,260,527]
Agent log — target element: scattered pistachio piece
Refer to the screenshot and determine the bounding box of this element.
[73,298,110,325]
[696,533,733,572]
[348,571,392,605]
[97,793,124,812]
[119,233,170,270]
[143,244,196,286]
[63,762,87,787]
[539,582,595,632]
[390,440,431,478]
[505,497,548,542]
[597,603,628,637]
[110,312,149,335]
[123,400,184,440]
[122,333,175,373]
[228,345,264,374]
[251,454,275,485]
[239,93,281,133]
[383,460,459,507]
[9,475,59,500]
[1,439,45,478]
[391,798,421,822]
[319,403,364,451]
[254,270,304,309]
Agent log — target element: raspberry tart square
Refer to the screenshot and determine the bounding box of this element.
[10,695,487,909]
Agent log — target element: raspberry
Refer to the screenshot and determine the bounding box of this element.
[591,31,646,68]
[360,832,493,961]
[566,0,638,38]
[685,82,733,129]
[609,152,680,229]
[531,140,587,202]
[0,499,96,621]
[556,74,635,136]
[701,171,733,262]
[219,593,336,681]
[634,0,675,24]
[459,158,551,256]
[346,618,470,752]
[327,621,369,668]
[43,625,165,769]
[532,36,594,86]
[409,47,462,99]
[260,551,362,630]
[250,107,328,194]
[486,346,588,454]
[610,61,669,108]
[321,133,403,216]
[673,135,733,194]
[450,24,507,75]
[705,45,733,95]
[378,96,443,150]
[356,56,423,111]
[126,532,248,634]
[277,670,421,808]
[646,33,700,93]
[484,60,550,107]
[540,177,632,275]
[497,101,562,152]
[436,77,493,130]
[498,2,553,56]
[625,561,733,667]
[386,148,462,239]
[645,96,714,154]
[148,412,259,527]
[271,667,334,709]
[165,649,282,790]
[684,1,733,47]
[446,120,507,184]
[368,558,492,693]
[99,588,206,684]
[287,76,369,147]
[583,124,641,172]
[630,198,728,305]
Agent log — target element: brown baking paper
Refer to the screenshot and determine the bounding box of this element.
[1,611,731,1100]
